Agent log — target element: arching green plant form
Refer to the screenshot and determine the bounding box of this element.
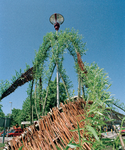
[33,28,87,114]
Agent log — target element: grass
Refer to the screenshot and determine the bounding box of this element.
[0,143,5,150]
[101,137,125,150]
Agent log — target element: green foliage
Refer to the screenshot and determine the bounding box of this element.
[0,67,23,99]
[33,28,86,96]
[0,103,5,131]
[18,145,23,150]
[11,69,22,83]
[0,143,5,149]
[19,78,67,122]
[24,64,30,72]
[0,80,10,98]
[70,100,108,149]
[20,96,33,122]
[0,104,5,118]
[55,62,113,149]
[77,63,113,149]
[81,62,125,114]
[81,62,111,101]
[59,62,125,149]
[29,28,87,116]
[0,63,31,100]
[1,28,125,150]
[10,108,22,126]
[102,117,125,150]
[43,78,67,113]
[0,29,87,121]
[109,98,125,113]
[86,125,99,141]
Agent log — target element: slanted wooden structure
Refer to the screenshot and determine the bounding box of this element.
[5,99,92,150]
[0,67,34,100]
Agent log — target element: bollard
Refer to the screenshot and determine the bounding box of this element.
[111,129,113,134]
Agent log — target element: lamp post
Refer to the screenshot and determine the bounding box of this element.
[49,13,64,108]
[9,102,12,117]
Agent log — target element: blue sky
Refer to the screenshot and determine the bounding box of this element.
[0,0,125,115]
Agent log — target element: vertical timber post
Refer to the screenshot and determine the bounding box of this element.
[39,77,42,112]
[78,73,81,98]
[30,80,34,125]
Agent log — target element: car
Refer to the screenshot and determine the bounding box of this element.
[0,130,9,137]
[0,131,4,137]
[121,129,125,135]
[1,130,14,137]
[1,130,7,137]
[8,129,24,137]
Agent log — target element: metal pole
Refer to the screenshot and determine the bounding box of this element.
[56,31,59,108]
[49,13,64,108]
[2,118,6,144]
[57,62,59,108]
[11,102,12,114]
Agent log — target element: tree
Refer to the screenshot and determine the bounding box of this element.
[0,103,5,118]
[0,104,5,131]
[10,108,22,126]
[20,96,35,122]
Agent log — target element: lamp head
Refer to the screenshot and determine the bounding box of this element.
[49,13,64,31]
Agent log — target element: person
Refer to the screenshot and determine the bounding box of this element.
[16,123,19,128]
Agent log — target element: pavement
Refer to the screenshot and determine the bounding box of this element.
[0,137,13,143]
[0,133,118,144]
[101,131,118,139]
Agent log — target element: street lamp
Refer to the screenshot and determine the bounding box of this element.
[9,102,12,117]
[49,13,64,31]
[49,13,64,108]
